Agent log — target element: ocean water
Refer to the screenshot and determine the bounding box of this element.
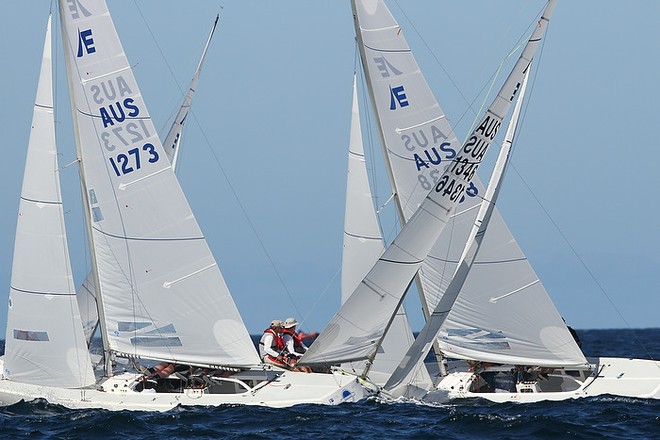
[0,328,658,439]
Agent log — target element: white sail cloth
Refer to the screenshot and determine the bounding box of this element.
[4,16,95,388]
[59,1,259,367]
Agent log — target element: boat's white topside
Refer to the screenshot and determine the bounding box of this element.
[0,358,377,411]
[423,357,660,403]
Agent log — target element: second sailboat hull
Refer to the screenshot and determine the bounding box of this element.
[423,357,660,403]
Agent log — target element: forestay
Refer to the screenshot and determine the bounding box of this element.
[59,1,259,367]
[303,0,557,366]
[3,16,95,388]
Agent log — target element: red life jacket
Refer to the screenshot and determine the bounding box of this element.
[263,328,285,351]
[282,328,305,353]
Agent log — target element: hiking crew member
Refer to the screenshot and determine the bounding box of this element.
[282,317,308,359]
[259,320,289,368]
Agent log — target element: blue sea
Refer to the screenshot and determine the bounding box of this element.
[1,328,658,439]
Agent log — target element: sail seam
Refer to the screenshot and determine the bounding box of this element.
[426,254,527,265]
[118,167,170,190]
[75,107,151,121]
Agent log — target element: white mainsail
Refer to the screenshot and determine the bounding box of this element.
[302,0,556,366]
[59,1,259,367]
[3,15,95,388]
[75,15,220,345]
[341,74,431,390]
[349,0,485,327]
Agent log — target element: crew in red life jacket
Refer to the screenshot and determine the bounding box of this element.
[258,320,289,368]
[282,317,308,359]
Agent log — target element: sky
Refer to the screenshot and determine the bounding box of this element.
[0,1,658,337]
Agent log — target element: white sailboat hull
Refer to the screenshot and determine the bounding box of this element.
[0,365,376,411]
[423,357,660,403]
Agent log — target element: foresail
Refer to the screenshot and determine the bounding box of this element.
[75,15,219,346]
[4,15,95,388]
[59,1,259,368]
[303,0,556,366]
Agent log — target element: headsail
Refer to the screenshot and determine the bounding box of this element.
[3,15,95,388]
[59,1,259,368]
[302,0,557,366]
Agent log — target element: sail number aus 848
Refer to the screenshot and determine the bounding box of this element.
[109,143,159,176]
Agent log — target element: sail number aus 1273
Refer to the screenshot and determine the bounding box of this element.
[108,143,159,176]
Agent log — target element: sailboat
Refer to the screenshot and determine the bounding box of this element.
[301,0,554,379]
[0,2,375,411]
[343,0,660,403]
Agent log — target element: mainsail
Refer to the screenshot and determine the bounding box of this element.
[59,1,259,367]
[349,0,485,332]
[302,0,557,366]
[74,14,220,347]
[3,15,95,388]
